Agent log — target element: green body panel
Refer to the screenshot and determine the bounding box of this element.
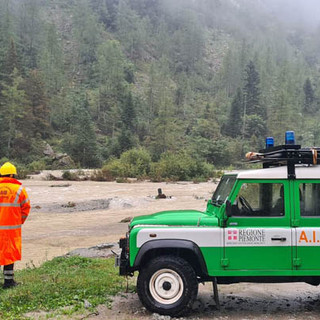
[129,227,142,267]
[211,268,320,277]
[205,199,223,216]
[130,209,209,227]
[200,247,222,274]
[226,216,290,227]
[225,246,291,270]
[296,247,320,270]
[198,215,219,226]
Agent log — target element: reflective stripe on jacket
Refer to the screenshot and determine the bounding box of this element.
[0,178,31,265]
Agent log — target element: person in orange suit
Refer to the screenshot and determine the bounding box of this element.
[0,162,31,289]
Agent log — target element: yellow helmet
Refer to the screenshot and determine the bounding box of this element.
[0,162,17,176]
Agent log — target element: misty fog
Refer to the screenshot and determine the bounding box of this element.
[261,0,320,29]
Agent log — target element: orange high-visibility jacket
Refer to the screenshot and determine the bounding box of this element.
[0,177,31,265]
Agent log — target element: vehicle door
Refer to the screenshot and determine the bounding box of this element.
[224,180,292,271]
[293,180,320,270]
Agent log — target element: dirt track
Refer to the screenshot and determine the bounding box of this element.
[17,171,320,319]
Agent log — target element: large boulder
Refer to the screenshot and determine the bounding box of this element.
[52,155,75,169]
[43,143,55,157]
[41,143,76,169]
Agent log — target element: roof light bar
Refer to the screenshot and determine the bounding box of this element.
[265,137,274,149]
[245,131,320,179]
[285,131,295,145]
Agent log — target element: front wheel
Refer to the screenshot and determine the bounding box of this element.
[137,255,198,316]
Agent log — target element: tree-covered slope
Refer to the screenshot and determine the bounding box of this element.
[0,0,319,168]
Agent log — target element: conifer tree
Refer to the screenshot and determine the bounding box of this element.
[0,0,14,71]
[225,88,243,138]
[73,0,102,65]
[39,24,65,96]
[23,70,50,138]
[243,61,266,138]
[0,69,27,156]
[243,60,261,116]
[120,91,136,131]
[17,0,42,68]
[118,129,134,153]
[70,98,100,167]
[3,39,20,84]
[93,40,128,134]
[303,78,316,114]
[171,10,204,74]
[118,92,136,153]
[89,0,109,25]
[116,0,149,60]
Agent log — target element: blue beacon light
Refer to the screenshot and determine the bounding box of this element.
[285,131,295,145]
[265,137,274,149]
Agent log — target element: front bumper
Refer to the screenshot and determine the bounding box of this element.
[115,237,133,276]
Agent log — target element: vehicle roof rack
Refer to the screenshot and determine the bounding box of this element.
[246,145,320,179]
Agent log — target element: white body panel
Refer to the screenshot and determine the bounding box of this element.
[136,227,293,248]
[227,165,320,180]
[136,227,222,248]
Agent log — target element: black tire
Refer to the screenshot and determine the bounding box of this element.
[137,255,198,316]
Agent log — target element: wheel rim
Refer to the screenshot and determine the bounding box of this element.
[149,268,184,305]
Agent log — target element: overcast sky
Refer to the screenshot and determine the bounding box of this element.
[264,0,320,29]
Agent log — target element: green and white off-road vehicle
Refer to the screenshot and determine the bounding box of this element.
[116,132,320,316]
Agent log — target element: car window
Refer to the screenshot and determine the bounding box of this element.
[212,175,236,205]
[235,183,285,217]
[299,183,320,216]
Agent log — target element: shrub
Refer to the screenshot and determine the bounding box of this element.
[28,160,47,172]
[103,158,125,178]
[119,148,151,177]
[103,148,152,178]
[150,152,214,181]
[16,165,31,180]
[0,157,9,165]
[90,168,114,181]
[62,170,80,181]
[95,149,214,181]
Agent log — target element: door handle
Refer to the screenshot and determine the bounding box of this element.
[271,237,286,242]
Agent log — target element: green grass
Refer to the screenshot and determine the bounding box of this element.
[0,256,133,319]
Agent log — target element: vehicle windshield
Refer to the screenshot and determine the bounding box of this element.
[212,175,236,206]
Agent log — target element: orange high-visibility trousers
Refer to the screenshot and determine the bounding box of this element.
[0,178,31,265]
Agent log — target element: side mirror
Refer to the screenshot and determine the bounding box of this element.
[226,200,240,217]
[226,200,232,217]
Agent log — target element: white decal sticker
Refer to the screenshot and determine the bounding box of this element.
[297,228,320,246]
[226,229,266,245]
[225,228,291,247]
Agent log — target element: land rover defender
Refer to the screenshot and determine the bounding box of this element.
[117,132,320,316]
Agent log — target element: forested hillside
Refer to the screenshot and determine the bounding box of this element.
[1,0,320,171]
